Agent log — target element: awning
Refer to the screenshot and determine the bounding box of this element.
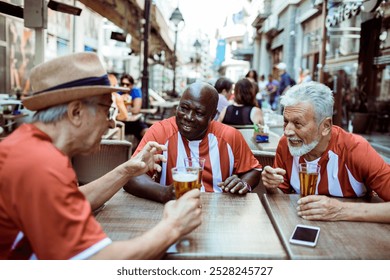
[79,0,174,63]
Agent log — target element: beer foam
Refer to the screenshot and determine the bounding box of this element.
[172,173,198,182]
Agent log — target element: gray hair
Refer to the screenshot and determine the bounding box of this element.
[280,81,334,124]
[32,96,100,123]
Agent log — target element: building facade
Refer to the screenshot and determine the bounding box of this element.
[249,0,389,132]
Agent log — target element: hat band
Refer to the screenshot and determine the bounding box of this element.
[34,74,111,95]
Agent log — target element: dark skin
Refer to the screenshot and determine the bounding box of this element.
[124,82,261,203]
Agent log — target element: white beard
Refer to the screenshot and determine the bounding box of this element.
[288,138,320,157]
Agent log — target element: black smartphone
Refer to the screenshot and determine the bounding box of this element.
[289,224,320,247]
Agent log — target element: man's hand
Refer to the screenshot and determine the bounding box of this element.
[123,141,167,177]
[261,166,286,189]
[217,175,251,195]
[163,189,202,236]
[297,195,344,221]
[160,184,175,203]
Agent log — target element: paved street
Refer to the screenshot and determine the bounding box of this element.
[359,132,390,163]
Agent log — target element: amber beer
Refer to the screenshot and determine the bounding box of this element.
[186,167,203,189]
[298,163,320,197]
[172,167,198,199]
[299,172,319,197]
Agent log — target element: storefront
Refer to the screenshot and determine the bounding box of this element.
[323,0,389,132]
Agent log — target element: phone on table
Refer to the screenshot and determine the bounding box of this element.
[289,224,320,247]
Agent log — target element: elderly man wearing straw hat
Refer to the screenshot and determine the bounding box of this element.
[0,52,201,260]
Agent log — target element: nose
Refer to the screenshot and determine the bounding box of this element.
[108,119,116,129]
[284,122,295,137]
[184,110,195,121]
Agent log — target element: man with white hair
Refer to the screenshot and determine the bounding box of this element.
[0,52,201,259]
[261,81,390,223]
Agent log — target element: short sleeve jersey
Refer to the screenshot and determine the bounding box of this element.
[133,117,261,192]
[130,87,142,100]
[275,126,390,200]
[0,124,110,259]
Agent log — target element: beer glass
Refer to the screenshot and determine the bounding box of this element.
[184,157,205,189]
[172,167,199,199]
[299,163,320,197]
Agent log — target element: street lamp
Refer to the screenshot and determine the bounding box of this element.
[169,7,184,96]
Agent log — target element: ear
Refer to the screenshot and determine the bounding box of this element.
[210,108,218,120]
[321,117,332,136]
[67,101,84,127]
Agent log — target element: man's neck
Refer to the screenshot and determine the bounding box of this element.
[303,133,332,161]
[34,121,73,156]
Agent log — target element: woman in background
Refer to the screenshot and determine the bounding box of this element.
[218,78,263,126]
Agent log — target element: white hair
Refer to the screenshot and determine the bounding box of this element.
[32,96,100,123]
[280,81,334,125]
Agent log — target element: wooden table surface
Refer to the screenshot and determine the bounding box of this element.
[262,193,390,259]
[95,191,287,260]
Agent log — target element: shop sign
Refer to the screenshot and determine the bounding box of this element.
[326,2,362,28]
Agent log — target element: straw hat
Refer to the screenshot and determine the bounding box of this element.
[23,52,129,111]
[276,62,287,70]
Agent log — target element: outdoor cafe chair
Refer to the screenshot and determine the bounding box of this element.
[72,139,132,186]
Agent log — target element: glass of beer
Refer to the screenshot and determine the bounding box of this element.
[299,163,320,197]
[172,167,199,199]
[184,157,205,189]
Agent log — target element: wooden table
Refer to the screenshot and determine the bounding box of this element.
[262,193,390,259]
[238,129,281,152]
[95,191,287,260]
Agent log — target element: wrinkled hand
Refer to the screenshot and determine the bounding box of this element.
[163,189,202,236]
[217,175,250,195]
[261,166,286,189]
[297,195,343,221]
[123,141,167,177]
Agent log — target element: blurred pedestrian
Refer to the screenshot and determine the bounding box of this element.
[276,62,295,96]
[213,77,234,120]
[302,69,312,83]
[266,74,279,111]
[245,69,258,83]
[257,74,268,108]
[119,74,149,145]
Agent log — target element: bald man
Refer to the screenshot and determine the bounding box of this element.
[124,82,261,202]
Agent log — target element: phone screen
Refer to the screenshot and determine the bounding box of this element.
[289,225,320,247]
[291,226,318,242]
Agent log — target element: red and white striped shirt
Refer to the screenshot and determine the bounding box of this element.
[0,124,110,259]
[134,117,261,192]
[275,126,390,200]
